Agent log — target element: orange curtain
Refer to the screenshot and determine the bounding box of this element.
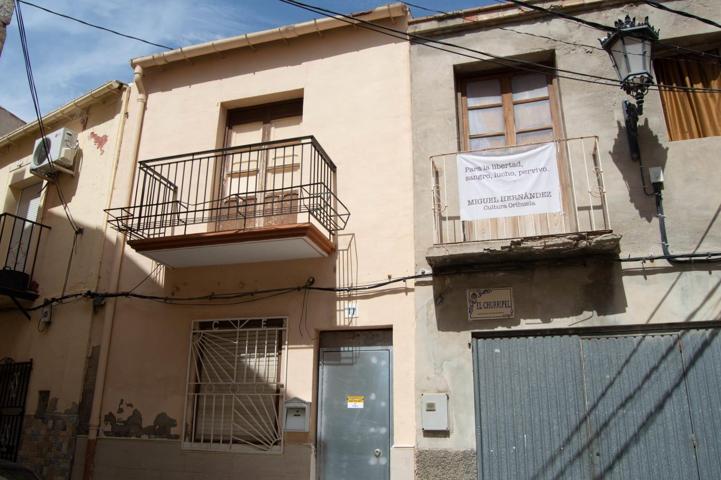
[655,57,721,141]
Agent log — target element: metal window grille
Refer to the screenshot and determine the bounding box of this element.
[183,318,285,453]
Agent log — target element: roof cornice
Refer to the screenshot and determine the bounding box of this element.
[131,3,408,70]
[409,0,634,36]
[0,81,126,149]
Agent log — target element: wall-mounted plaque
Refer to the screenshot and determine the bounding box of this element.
[467,288,514,321]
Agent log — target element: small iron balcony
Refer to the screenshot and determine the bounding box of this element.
[428,137,620,268]
[106,136,350,267]
[0,213,50,303]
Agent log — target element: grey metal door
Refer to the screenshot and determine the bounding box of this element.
[473,335,592,479]
[474,329,721,480]
[317,331,392,480]
[678,328,721,479]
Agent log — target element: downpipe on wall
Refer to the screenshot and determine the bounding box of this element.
[651,182,721,264]
[83,66,147,480]
[621,101,721,265]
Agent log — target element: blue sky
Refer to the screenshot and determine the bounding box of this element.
[0,0,495,122]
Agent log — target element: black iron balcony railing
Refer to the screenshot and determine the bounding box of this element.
[106,136,350,241]
[0,213,50,295]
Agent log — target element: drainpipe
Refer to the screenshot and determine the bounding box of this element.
[92,85,131,292]
[83,66,147,480]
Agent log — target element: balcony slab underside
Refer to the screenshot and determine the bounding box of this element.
[427,231,621,270]
[128,223,334,268]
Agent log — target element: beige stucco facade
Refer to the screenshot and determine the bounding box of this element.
[86,5,417,480]
[410,1,721,478]
[4,1,720,479]
[0,81,129,479]
[1,5,418,478]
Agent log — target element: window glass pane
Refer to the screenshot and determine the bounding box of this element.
[512,73,549,100]
[514,100,552,131]
[467,79,502,107]
[470,135,506,151]
[468,107,505,135]
[516,129,554,145]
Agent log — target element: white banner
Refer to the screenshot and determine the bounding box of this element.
[457,142,562,221]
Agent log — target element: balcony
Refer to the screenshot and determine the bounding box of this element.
[428,137,620,269]
[106,136,350,268]
[0,213,50,309]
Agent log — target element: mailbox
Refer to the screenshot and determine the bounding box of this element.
[284,397,310,432]
[421,393,449,431]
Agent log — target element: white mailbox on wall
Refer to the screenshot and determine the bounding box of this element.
[284,397,310,432]
[421,393,449,431]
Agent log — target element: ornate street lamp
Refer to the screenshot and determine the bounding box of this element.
[600,15,659,160]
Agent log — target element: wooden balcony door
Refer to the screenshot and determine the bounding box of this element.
[220,99,303,232]
[458,71,573,241]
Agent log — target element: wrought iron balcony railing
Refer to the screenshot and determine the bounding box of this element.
[106,136,350,242]
[0,213,50,296]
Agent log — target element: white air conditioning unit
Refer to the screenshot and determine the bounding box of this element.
[31,127,78,178]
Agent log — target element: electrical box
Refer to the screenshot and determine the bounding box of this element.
[421,393,449,431]
[283,397,310,432]
[649,166,664,185]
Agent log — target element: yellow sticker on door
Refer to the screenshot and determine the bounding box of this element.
[346,395,364,409]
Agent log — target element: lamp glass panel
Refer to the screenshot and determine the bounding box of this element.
[624,36,647,76]
[610,40,628,81]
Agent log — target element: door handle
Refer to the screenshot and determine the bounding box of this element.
[374,448,382,457]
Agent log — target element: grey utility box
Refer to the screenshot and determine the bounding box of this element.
[421,393,449,431]
[284,397,310,432]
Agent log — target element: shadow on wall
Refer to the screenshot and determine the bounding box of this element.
[608,118,668,222]
[431,258,628,331]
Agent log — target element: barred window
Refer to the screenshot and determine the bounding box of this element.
[183,318,285,452]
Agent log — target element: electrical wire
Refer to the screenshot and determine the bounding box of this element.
[59,230,80,299]
[18,0,175,50]
[640,0,721,30]
[54,179,82,234]
[402,1,717,66]
[278,0,721,94]
[280,0,621,86]
[652,186,721,264]
[127,263,163,293]
[503,0,615,31]
[500,0,721,61]
[24,248,721,315]
[15,1,83,235]
[15,1,49,155]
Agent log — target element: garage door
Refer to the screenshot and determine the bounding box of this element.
[473,328,721,480]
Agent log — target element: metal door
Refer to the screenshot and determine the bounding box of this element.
[0,361,32,462]
[317,331,392,480]
[473,331,721,480]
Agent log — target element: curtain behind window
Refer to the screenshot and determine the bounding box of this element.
[655,55,721,141]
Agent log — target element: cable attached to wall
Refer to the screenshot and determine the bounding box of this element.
[650,182,721,264]
[640,0,721,30]
[501,0,721,61]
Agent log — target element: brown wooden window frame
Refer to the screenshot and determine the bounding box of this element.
[457,69,564,151]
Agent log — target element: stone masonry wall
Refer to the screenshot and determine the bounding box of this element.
[17,396,79,480]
